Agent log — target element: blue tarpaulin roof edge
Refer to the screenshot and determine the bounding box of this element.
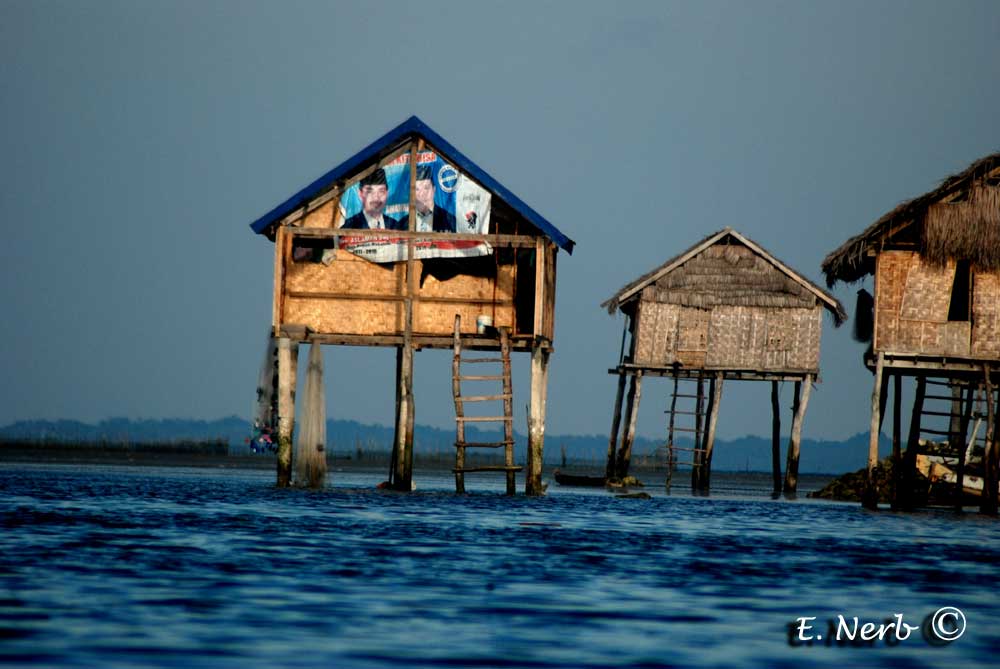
[248,116,574,254]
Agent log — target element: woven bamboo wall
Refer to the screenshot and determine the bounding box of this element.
[282,251,515,336]
[874,250,992,357]
[633,300,822,372]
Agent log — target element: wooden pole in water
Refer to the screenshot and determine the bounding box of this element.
[771,381,782,495]
[606,371,627,481]
[276,337,298,488]
[616,371,643,480]
[954,384,974,513]
[981,367,998,516]
[452,319,465,494]
[699,372,724,491]
[901,375,926,511]
[526,338,550,495]
[784,375,812,495]
[864,353,885,509]
[890,374,902,510]
[691,376,705,490]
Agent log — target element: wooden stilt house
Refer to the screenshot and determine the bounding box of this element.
[602,228,845,493]
[822,153,1000,513]
[248,116,574,494]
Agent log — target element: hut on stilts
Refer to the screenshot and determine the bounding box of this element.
[601,228,845,493]
[248,116,574,494]
[822,153,1000,514]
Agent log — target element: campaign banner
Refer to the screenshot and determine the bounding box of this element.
[336,152,492,263]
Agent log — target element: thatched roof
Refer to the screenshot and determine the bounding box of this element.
[602,228,846,325]
[822,152,1000,287]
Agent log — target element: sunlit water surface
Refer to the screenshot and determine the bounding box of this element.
[1,463,998,668]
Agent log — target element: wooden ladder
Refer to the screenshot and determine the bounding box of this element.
[664,375,707,490]
[452,315,521,494]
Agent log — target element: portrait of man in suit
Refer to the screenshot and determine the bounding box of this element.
[399,164,456,233]
[341,168,402,230]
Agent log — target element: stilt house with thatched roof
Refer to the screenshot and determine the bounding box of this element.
[601,228,845,494]
[248,116,574,495]
[822,152,1000,514]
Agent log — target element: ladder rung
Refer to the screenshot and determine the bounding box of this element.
[920,428,954,436]
[455,440,515,448]
[459,375,505,381]
[925,379,962,386]
[671,394,704,399]
[670,427,702,433]
[461,357,504,363]
[920,410,963,417]
[458,394,512,403]
[664,410,701,415]
[452,466,523,473]
[925,394,964,401]
[456,416,512,423]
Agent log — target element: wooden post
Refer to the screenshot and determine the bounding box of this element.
[784,375,812,495]
[878,370,890,433]
[863,353,885,509]
[526,339,550,496]
[615,371,643,480]
[900,376,926,511]
[452,320,465,494]
[605,371,627,481]
[890,374,902,511]
[954,384,974,513]
[770,381,782,496]
[389,345,402,487]
[276,337,297,488]
[699,373,724,491]
[666,375,680,490]
[501,329,515,495]
[393,345,414,491]
[691,376,705,490]
[981,367,998,516]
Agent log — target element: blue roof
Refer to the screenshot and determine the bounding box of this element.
[248,116,574,254]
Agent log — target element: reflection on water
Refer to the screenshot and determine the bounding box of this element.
[1,463,998,668]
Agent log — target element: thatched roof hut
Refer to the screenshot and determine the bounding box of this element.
[601,228,843,495]
[820,151,1000,513]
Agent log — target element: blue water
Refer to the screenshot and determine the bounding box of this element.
[1,463,998,669]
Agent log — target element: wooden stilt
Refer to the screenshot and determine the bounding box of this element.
[878,370,890,433]
[771,381,782,496]
[900,376,926,511]
[501,330,515,495]
[606,371,627,481]
[954,384,974,513]
[890,374,902,510]
[389,346,402,487]
[665,375,680,491]
[784,374,812,495]
[452,323,466,494]
[864,353,885,509]
[276,337,297,488]
[699,372,724,491]
[691,376,705,490]
[615,371,643,480]
[526,340,550,496]
[981,367,998,516]
[393,343,414,491]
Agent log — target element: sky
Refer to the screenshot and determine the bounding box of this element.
[2,0,999,445]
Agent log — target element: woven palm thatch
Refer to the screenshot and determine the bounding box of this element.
[822,152,1000,286]
[603,228,846,325]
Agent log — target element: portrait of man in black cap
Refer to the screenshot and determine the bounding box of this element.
[341,167,403,230]
[398,164,456,233]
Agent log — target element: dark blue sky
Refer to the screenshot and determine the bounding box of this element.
[2,1,998,443]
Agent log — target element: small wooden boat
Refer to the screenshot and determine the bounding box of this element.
[553,469,607,487]
[915,454,996,497]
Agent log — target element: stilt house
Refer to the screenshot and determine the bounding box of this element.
[822,153,1000,513]
[248,116,574,494]
[602,228,845,493]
